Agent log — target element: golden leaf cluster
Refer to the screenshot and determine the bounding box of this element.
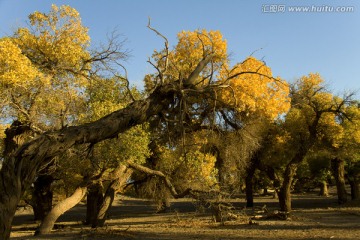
[0,38,39,87]
[147,29,227,88]
[219,57,290,119]
[0,5,91,129]
[14,4,90,79]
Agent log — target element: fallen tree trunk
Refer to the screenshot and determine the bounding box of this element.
[127,162,190,198]
[0,56,212,240]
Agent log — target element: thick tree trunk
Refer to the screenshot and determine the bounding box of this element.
[245,173,254,208]
[349,177,360,200]
[94,165,133,228]
[31,174,54,221]
[0,121,32,239]
[319,180,329,197]
[278,187,291,212]
[262,161,294,212]
[245,163,257,208]
[278,163,297,212]
[277,131,317,213]
[0,163,22,240]
[85,182,104,226]
[36,186,87,235]
[262,166,280,199]
[94,182,115,228]
[245,153,261,208]
[212,149,226,189]
[263,187,268,195]
[331,158,348,204]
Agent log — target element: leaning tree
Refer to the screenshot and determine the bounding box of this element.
[0,5,291,239]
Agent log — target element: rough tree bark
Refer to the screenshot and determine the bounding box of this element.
[277,134,317,213]
[349,177,360,200]
[0,162,22,239]
[245,169,255,208]
[213,149,226,189]
[331,158,348,204]
[245,154,260,208]
[332,158,348,203]
[347,166,360,200]
[94,165,133,227]
[0,121,32,238]
[0,56,212,239]
[277,111,322,213]
[35,186,87,235]
[31,174,54,221]
[278,163,298,212]
[85,182,104,225]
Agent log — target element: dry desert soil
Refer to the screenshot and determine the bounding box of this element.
[10,190,360,240]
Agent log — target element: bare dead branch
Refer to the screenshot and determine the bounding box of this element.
[127,161,183,198]
[196,30,215,57]
[147,18,169,83]
[127,162,221,200]
[115,62,136,102]
[249,47,263,57]
[147,57,163,86]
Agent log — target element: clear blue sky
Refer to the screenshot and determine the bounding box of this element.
[0,0,359,96]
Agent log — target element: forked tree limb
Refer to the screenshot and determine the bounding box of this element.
[126,162,191,198]
[127,162,225,200]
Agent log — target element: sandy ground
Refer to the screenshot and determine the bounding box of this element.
[10,190,360,240]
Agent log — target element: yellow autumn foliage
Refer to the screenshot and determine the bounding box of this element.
[285,73,357,150]
[146,29,228,89]
[148,30,290,120]
[219,57,290,119]
[328,104,360,153]
[0,38,39,87]
[344,106,360,144]
[14,4,90,83]
[0,5,92,129]
[148,132,218,188]
[173,30,228,72]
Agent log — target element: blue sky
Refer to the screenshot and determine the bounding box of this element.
[0,0,359,96]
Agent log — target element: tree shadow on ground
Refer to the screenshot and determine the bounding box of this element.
[11,193,360,240]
